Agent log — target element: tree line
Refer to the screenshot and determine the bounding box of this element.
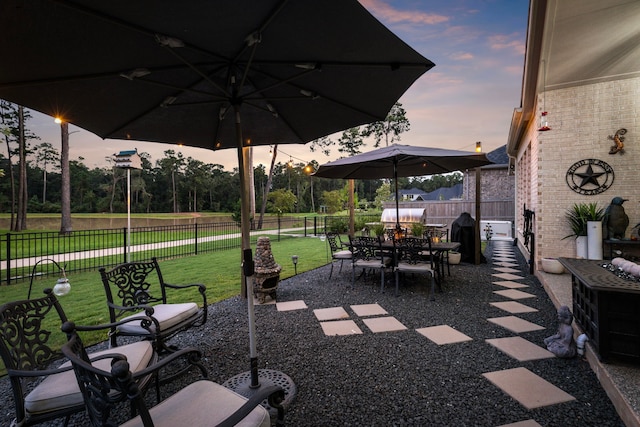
[1,101,461,231]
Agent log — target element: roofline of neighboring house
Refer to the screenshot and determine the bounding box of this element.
[507,0,547,158]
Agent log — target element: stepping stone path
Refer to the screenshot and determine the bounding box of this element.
[268,240,576,426]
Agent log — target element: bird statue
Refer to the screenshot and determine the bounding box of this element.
[603,196,629,240]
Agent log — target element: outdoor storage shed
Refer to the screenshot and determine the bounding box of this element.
[381,208,426,229]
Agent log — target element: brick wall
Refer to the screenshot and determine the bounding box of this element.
[515,77,640,265]
[463,166,514,201]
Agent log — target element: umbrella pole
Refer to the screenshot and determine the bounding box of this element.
[394,160,401,232]
[475,167,482,265]
[234,107,260,388]
[223,105,296,407]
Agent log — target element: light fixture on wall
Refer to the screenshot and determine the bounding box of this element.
[538,59,551,131]
[475,141,482,152]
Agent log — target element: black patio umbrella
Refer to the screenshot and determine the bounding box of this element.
[0,0,434,399]
[314,144,492,261]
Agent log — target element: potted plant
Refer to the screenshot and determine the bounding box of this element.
[372,223,386,239]
[563,202,604,258]
[410,222,425,238]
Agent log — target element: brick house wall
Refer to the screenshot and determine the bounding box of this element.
[515,77,640,265]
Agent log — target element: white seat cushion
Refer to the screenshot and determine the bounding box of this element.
[396,262,433,274]
[120,380,271,427]
[25,340,154,414]
[353,260,383,269]
[333,250,352,259]
[118,303,199,335]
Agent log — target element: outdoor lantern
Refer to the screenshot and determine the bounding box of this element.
[28,258,71,299]
[291,255,299,275]
[538,111,551,131]
[53,276,71,296]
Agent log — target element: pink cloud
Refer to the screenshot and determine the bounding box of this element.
[360,0,449,25]
[489,33,525,55]
[450,52,474,61]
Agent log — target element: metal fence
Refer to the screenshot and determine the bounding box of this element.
[1,216,309,286]
[1,205,508,286]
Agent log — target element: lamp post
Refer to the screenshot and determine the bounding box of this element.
[291,255,299,275]
[304,164,315,213]
[114,150,142,262]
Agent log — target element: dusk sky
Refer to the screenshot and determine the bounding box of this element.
[26,0,529,171]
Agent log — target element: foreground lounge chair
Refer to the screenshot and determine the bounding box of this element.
[62,322,285,427]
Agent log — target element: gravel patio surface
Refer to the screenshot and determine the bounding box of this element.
[0,241,625,426]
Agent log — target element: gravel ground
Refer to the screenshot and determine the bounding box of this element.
[1,241,625,426]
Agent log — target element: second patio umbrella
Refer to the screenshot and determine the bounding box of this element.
[314,144,493,261]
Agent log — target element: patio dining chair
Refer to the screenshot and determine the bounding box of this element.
[326,232,352,278]
[0,289,203,427]
[349,235,392,290]
[99,257,207,353]
[61,322,285,427]
[424,228,451,277]
[394,237,437,299]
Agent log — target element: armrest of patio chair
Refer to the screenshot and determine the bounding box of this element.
[6,364,74,378]
[126,344,208,384]
[162,281,208,324]
[106,300,157,316]
[73,314,161,344]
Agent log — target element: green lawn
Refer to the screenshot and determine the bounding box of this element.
[0,234,331,375]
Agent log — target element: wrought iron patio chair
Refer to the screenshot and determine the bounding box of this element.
[99,257,207,353]
[423,229,451,278]
[349,235,392,289]
[61,322,285,427]
[326,232,352,278]
[394,237,437,299]
[0,289,168,427]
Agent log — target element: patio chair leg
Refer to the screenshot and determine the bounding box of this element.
[329,261,335,279]
[394,270,399,297]
[339,259,344,272]
[351,267,356,288]
[429,273,435,301]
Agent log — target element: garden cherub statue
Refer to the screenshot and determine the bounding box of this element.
[544,305,577,358]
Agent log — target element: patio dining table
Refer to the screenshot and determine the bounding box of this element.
[380,239,461,284]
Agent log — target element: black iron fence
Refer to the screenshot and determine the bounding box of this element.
[0,214,384,286]
[1,216,308,286]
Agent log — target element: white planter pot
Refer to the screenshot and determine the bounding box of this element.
[575,235,588,259]
[587,221,603,260]
[541,257,565,274]
[448,252,461,265]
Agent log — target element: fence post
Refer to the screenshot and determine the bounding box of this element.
[123,228,128,264]
[5,233,11,286]
[194,222,198,255]
[277,216,281,242]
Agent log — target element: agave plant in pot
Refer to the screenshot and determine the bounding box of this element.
[563,202,604,259]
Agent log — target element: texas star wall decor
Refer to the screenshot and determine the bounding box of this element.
[565,158,614,195]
